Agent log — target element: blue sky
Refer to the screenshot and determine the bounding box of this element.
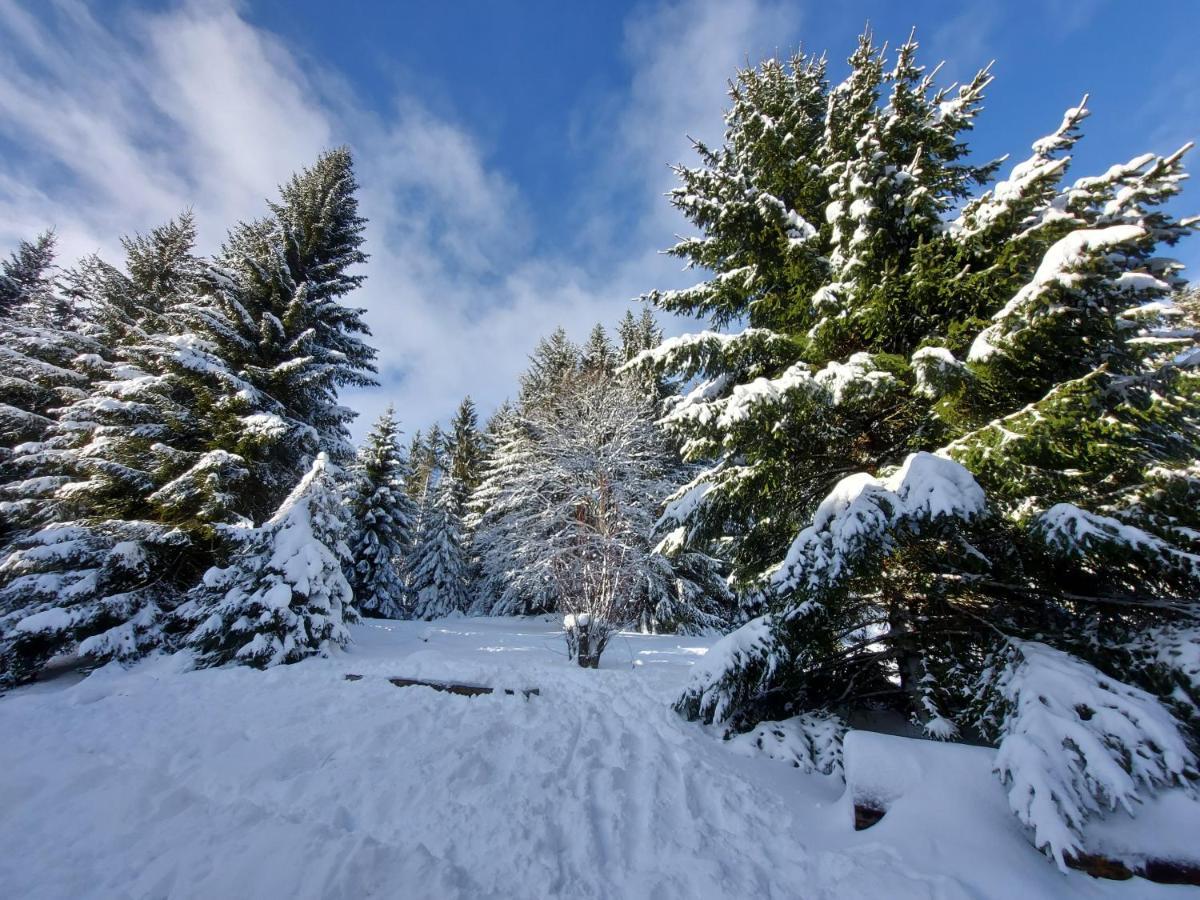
[1,0,1197,436]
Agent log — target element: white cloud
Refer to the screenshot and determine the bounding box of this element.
[0,0,798,438]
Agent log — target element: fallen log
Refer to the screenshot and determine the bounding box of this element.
[344,674,539,699]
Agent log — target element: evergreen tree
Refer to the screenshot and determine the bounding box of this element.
[581,323,616,375]
[205,147,377,516]
[446,396,484,515]
[1,150,380,685]
[519,326,579,407]
[617,310,641,364]
[0,232,70,326]
[466,403,537,614]
[629,30,1200,866]
[406,423,445,544]
[346,407,416,618]
[179,453,354,667]
[637,308,662,352]
[0,234,102,539]
[0,216,252,685]
[409,471,469,619]
[403,429,427,505]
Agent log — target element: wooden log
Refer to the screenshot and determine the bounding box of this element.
[853,802,886,831]
[344,674,539,698]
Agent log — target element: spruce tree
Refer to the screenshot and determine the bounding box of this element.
[179,453,354,667]
[403,429,427,505]
[0,216,254,685]
[446,396,484,514]
[617,310,641,364]
[466,403,538,614]
[629,29,1200,866]
[0,234,102,538]
[205,148,377,516]
[1,150,380,685]
[581,323,616,376]
[0,232,70,326]
[346,407,416,618]
[519,326,580,407]
[409,471,469,619]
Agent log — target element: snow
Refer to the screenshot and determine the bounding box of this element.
[672,352,897,432]
[910,345,963,398]
[1,616,1189,899]
[770,452,986,594]
[968,224,1149,362]
[988,641,1197,871]
[12,606,74,634]
[1035,503,1200,574]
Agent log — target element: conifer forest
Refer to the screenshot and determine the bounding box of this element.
[1,7,1198,898]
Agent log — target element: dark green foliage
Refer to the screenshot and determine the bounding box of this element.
[628,28,1200,794]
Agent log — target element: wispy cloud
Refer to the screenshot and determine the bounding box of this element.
[0,0,799,436]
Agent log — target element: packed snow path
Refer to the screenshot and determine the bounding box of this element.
[0,618,1188,899]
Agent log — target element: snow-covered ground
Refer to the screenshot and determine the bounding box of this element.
[0,617,1194,899]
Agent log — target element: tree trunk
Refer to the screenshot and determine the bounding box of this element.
[575,619,600,668]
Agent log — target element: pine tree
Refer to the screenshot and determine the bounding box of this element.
[0,216,253,685]
[205,147,377,516]
[409,471,469,619]
[628,30,1200,866]
[179,453,354,667]
[446,396,484,515]
[519,326,580,407]
[581,323,616,375]
[346,407,416,618]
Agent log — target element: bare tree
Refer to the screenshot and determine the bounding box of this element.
[553,473,637,667]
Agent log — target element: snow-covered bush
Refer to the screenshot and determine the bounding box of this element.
[727,713,846,777]
[179,454,354,668]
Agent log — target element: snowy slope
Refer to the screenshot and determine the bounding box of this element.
[0,618,1192,899]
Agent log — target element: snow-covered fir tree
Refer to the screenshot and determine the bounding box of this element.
[406,423,444,512]
[409,470,470,620]
[0,233,103,539]
[617,309,664,365]
[179,453,354,667]
[0,216,248,685]
[346,407,416,618]
[581,323,616,376]
[626,30,1200,866]
[204,147,377,517]
[467,402,538,614]
[519,326,581,407]
[0,231,71,326]
[0,150,378,686]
